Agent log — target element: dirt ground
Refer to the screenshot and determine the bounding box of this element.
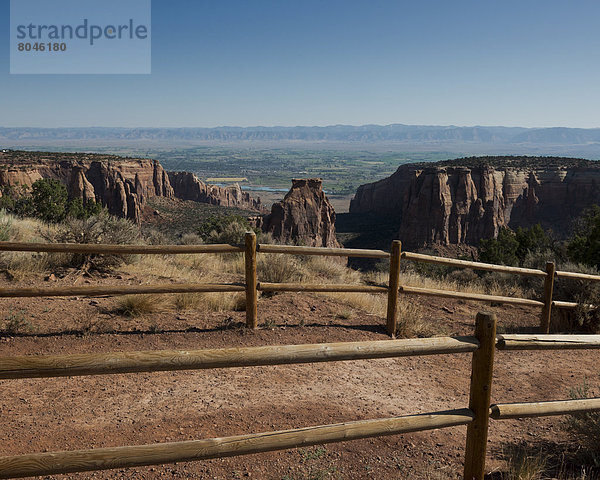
[0,275,599,479]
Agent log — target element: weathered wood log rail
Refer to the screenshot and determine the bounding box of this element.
[1,313,599,479]
[1,232,599,335]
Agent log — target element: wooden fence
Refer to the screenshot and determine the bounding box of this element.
[0,232,599,336]
[0,313,599,479]
[0,235,600,477]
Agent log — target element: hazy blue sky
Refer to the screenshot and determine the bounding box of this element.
[1,0,599,128]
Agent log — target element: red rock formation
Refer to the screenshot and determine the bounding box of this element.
[350,157,600,248]
[0,151,264,222]
[0,152,174,222]
[167,171,264,212]
[257,178,340,248]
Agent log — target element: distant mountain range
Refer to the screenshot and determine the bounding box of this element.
[2,125,600,144]
[2,125,600,157]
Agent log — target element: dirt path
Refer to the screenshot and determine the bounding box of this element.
[1,289,598,479]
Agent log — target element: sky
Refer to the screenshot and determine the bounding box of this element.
[1,0,600,128]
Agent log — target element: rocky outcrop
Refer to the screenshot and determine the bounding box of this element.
[167,171,264,212]
[0,150,264,222]
[256,178,340,248]
[0,151,174,222]
[350,157,600,249]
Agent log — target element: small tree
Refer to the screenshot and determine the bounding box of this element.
[30,179,68,223]
[66,198,103,219]
[515,224,550,262]
[479,224,551,266]
[479,227,519,265]
[568,206,600,269]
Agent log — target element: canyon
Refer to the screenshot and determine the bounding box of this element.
[350,156,600,249]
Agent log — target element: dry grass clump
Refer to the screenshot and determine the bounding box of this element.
[117,294,167,317]
[500,443,595,480]
[188,252,245,277]
[323,288,437,337]
[122,252,244,282]
[173,292,245,312]
[258,253,307,283]
[394,299,439,338]
[324,291,386,316]
[303,256,358,283]
[120,252,246,314]
[397,269,528,298]
[117,291,246,318]
[564,382,600,455]
[179,232,203,245]
[0,210,53,277]
[501,445,548,480]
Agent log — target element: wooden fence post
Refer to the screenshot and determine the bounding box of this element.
[386,240,402,337]
[540,261,556,334]
[464,312,496,480]
[245,232,258,329]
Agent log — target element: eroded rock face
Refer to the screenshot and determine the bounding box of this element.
[257,178,340,248]
[167,171,264,212]
[0,152,175,222]
[350,157,600,249]
[0,151,263,222]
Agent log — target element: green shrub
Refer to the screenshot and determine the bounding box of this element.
[479,227,519,266]
[180,232,203,245]
[65,198,103,219]
[2,310,32,334]
[0,179,103,223]
[479,224,551,267]
[197,214,258,244]
[30,178,68,223]
[568,205,600,269]
[564,380,600,454]
[44,212,140,272]
[143,228,171,245]
[551,262,600,333]
[207,221,249,244]
[0,188,16,212]
[0,209,13,241]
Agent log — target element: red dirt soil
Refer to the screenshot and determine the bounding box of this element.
[0,275,598,479]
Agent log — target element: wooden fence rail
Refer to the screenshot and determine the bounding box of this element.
[0,336,480,379]
[490,398,600,419]
[1,313,599,479]
[399,284,545,307]
[402,251,547,277]
[0,283,245,298]
[257,282,388,293]
[0,409,475,479]
[496,334,600,350]
[257,243,389,258]
[0,242,244,254]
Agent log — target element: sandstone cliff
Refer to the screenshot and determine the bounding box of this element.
[350,157,600,249]
[0,150,263,222]
[256,178,340,248]
[167,171,264,212]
